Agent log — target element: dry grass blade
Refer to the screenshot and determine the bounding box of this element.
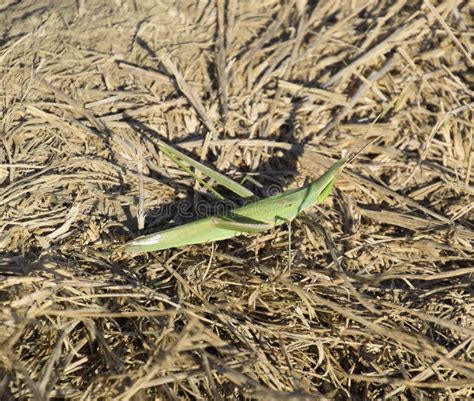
[216,0,228,121]
[346,375,474,389]
[158,52,218,161]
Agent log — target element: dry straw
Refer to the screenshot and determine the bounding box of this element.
[0,0,472,399]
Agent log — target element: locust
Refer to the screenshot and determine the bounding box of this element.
[124,141,346,254]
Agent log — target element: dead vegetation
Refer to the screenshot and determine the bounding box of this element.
[0,0,473,399]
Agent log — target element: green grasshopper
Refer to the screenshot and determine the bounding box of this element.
[124,147,346,254]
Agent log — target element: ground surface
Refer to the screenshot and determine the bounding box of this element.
[0,0,473,400]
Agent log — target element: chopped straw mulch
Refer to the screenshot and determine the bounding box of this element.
[1,0,473,399]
